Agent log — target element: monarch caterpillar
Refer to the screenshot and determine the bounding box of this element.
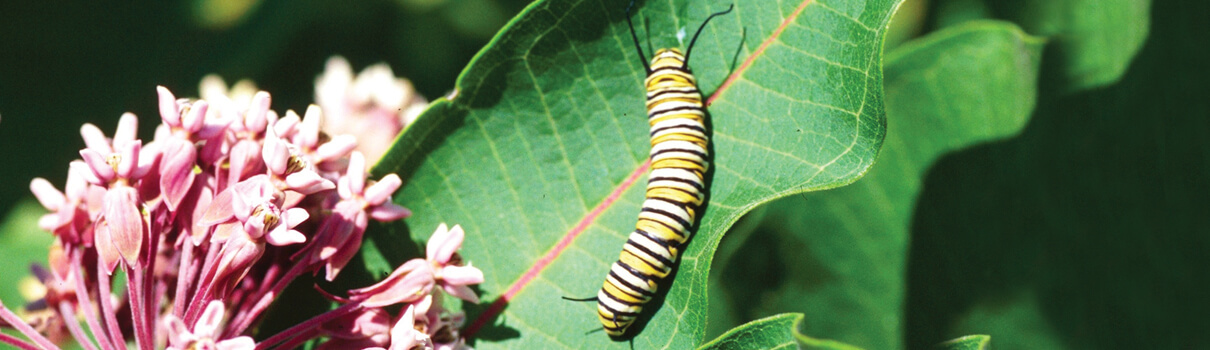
[565,1,733,337]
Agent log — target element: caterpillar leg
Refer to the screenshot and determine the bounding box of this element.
[562,296,599,302]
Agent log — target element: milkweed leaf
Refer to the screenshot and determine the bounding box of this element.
[371,0,902,347]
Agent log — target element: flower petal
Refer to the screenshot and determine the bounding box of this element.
[79,123,113,155]
[114,113,139,150]
[195,112,230,140]
[388,305,434,350]
[195,300,226,339]
[114,140,142,179]
[200,188,236,226]
[351,259,435,307]
[285,207,310,228]
[321,208,367,281]
[210,222,240,243]
[93,221,121,274]
[157,86,181,127]
[245,91,271,133]
[320,308,391,340]
[64,164,89,200]
[262,136,289,176]
[103,186,144,267]
[216,337,255,350]
[183,100,209,134]
[297,105,322,149]
[315,135,357,164]
[212,232,265,295]
[30,178,65,211]
[70,160,105,187]
[159,138,197,211]
[191,187,215,244]
[426,224,462,264]
[163,314,197,348]
[228,140,264,185]
[369,203,411,222]
[347,152,366,195]
[266,227,306,246]
[441,284,480,304]
[285,170,335,194]
[440,265,484,286]
[273,110,301,139]
[79,148,116,184]
[364,174,401,206]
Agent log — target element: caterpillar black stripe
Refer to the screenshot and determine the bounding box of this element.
[582,1,733,337]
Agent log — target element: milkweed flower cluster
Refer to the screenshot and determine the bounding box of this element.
[0,64,479,350]
[315,56,429,163]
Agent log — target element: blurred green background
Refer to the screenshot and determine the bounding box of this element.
[0,0,531,217]
[1,0,1206,349]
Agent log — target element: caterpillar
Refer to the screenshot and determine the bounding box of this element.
[565,1,733,337]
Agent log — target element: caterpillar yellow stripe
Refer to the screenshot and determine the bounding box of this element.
[589,2,733,337]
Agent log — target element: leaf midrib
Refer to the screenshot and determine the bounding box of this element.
[462,0,821,339]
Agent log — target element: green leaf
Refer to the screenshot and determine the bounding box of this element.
[0,200,56,309]
[935,335,990,350]
[698,313,864,350]
[697,313,799,350]
[948,291,1064,350]
[707,20,1044,349]
[1004,0,1150,92]
[931,0,992,28]
[933,0,1151,92]
[906,2,1206,348]
[370,0,902,347]
[0,200,58,343]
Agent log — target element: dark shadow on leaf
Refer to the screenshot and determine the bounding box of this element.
[905,2,1210,348]
[462,286,521,342]
[726,27,747,76]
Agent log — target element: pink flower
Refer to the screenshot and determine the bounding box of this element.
[316,308,392,350]
[309,151,409,280]
[209,229,265,298]
[77,113,153,185]
[222,91,272,186]
[228,91,272,136]
[262,126,335,194]
[154,86,223,211]
[198,75,259,124]
[314,56,428,164]
[416,292,469,350]
[29,164,96,243]
[165,301,254,350]
[426,224,483,303]
[385,305,434,350]
[360,304,434,350]
[157,86,227,140]
[311,200,370,281]
[339,152,410,221]
[274,105,358,175]
[203,175,307,245]
[9,80,458,350]
[348,259,435,308]
[96,184,146,272]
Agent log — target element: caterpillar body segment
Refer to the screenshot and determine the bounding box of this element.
[584,1,733,337]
